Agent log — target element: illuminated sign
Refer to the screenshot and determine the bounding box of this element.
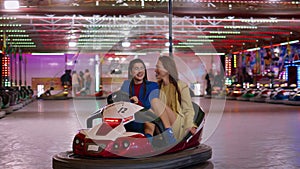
[2,56,10,86]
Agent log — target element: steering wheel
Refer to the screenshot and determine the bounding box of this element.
[107,90,131,104]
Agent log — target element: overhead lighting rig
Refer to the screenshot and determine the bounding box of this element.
[4,0,20,10]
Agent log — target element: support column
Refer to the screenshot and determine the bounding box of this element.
[168,0,173,57]
[19,49,22,86]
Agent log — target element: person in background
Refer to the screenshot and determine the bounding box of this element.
[154,56,197,141]
[71,70,81,97]
[79,71,84,90]
[83,69,92,94]
[205,70,213,96]
[60,69,72,87]
[214,71,224,88]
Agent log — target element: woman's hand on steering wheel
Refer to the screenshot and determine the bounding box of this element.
[130,96,139,104]
[189,127,197,135]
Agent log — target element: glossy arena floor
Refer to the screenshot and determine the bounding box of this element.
[0,98,299,169]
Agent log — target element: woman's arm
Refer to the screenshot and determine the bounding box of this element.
[179,82,196,132]
[150,97,174,129]
[120,80,130,93]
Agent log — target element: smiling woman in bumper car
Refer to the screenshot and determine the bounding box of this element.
[52,57,212,169]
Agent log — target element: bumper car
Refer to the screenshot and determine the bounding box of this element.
[211,86,226,99]
[39,86,71,100]
[250,88,272,102]
[266,89,290,104]
[3,87,22,111]
[53,91,212,169]
[74,87,111,100]
[0,88,14,114]
[283,88,300,105]
[226,84,245,100]
[20,86,35,105]
[266,84,296,104]
[0,97,5,118]
[236,87,258,101]
[288,89,300,101]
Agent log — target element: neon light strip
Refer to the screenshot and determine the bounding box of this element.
[246,47,260,52]
[280,40,299,45]
[114,52,146,55]
[195,53,225,56]
[298,67,300,88]
[31,53,65,56]
[233,55,237,68]
[233,40,300,54]
[12,15,300,22]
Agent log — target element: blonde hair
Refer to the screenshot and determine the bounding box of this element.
[158,56,182,104]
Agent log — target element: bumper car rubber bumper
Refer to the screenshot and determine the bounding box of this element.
[53,144,212,169]
[282,100,300,106]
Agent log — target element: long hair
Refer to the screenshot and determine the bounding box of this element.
[128,58,148,98]
[158,56,182,104]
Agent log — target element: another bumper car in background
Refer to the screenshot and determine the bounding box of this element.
[74,86,111,100]
[211,86,226,99]
[39,86,71,100]
[283,87,300,106]
[250,86,272,102]
[266,84,296,104]
[226,84,245,100]
[236,84,258,101]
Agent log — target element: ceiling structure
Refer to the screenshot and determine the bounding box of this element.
[1,0,300,55]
